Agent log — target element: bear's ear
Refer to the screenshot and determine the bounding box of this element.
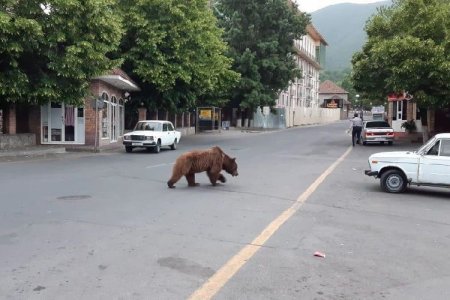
[232,157,236,161]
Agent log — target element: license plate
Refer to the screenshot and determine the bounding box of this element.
[132,142,143,146]
[374,138,385,141]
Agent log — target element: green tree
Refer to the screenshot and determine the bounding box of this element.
[214,0,310,117]
[0,0,123,105]
[320,69,349,84]
[351,0,450,108]
[119,0,239,113]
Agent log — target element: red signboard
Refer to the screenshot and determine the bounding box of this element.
[325,99,341,108]
[387,91,413,101]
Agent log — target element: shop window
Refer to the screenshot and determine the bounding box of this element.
[102,92,109,138]
[393,100,408,121]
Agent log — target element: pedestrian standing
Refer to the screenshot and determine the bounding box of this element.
[349,113,363,146]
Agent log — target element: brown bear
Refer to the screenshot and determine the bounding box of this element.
[167,146,238,188]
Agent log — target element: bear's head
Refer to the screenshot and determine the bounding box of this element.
[223,155,238,177]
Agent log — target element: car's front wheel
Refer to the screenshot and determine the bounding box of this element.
[125,146,133,153]
[153,140,161,153]
[380,169,407,193]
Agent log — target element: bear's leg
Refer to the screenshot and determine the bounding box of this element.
[186,173,199,187]
[207,171,222,186]
[167,171,184,188]
[168,158,193,188]
[218,173,227,183]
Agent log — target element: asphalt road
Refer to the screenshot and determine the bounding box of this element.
[1,121,449,300]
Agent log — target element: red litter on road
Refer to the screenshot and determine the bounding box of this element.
[314,251,326,258]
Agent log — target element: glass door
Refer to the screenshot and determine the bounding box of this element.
[41,103,84,144]
[396,101,403,120]
[50,102,63,142]
[64,105,75,142]
[111,103,117,141]
[110,97,118,142]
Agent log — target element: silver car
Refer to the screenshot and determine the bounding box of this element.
[361,120,394,145]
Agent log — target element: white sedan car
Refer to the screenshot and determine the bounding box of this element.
[123,120,181,153]
[365,133,450,193]
[361,120,394,145]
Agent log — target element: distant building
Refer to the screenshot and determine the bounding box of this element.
[252,20,340,129]
[318,80,350,120]
[276,24,327,109]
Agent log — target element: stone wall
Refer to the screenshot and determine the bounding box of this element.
[0,133,36,150]
[288,107,341,127]
[250,106,340,129]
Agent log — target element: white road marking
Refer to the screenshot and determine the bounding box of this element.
[188,146,353,300]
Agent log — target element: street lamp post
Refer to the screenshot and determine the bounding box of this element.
[355,94,363,120]
[355,94,360,112]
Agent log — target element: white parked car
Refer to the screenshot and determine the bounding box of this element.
[361,120,394,145]
[365,133,450,193]
[123,120,181,153]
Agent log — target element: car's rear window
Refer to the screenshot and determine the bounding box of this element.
[366,121,390,128]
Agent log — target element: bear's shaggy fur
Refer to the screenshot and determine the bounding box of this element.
[167,146,238,188]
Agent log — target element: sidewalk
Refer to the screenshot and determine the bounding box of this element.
[2,124,420,161]
[0,127,271,161]
[0,145,67,161]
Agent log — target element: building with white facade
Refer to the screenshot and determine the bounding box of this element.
[276,24,327,110]
[259,23,341,128]
[253,22,340,129]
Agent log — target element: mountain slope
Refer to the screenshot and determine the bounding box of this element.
[311,1,390,71]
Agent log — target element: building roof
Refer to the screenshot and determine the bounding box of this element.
[287,0,328,45]
[306,24,328,46]
[93,68,140,92]
[319,80,348,94]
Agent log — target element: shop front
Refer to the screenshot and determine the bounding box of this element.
[41,103,85,144]
[40,69,139,149]
[387,92,423,133]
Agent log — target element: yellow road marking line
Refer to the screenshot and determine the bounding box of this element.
[188,146,353,300]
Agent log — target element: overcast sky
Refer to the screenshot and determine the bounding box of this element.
[295,0,384,13]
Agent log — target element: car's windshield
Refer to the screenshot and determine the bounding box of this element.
[134,122,161,131]
[417,136,437,154]
[365,121,390,128]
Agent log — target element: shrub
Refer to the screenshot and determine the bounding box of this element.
[401,119,417,132]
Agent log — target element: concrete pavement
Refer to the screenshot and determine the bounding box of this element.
[0,127,266,161]
[0,123,420,161]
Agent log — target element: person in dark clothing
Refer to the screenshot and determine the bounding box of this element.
[349,113,363,146]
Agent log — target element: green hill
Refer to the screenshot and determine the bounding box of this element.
[311,1,390,71]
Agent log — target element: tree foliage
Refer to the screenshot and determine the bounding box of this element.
[351,0,450,108]
[214,0,310,112]
[119,0,239,112]
[0,0,123,105]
